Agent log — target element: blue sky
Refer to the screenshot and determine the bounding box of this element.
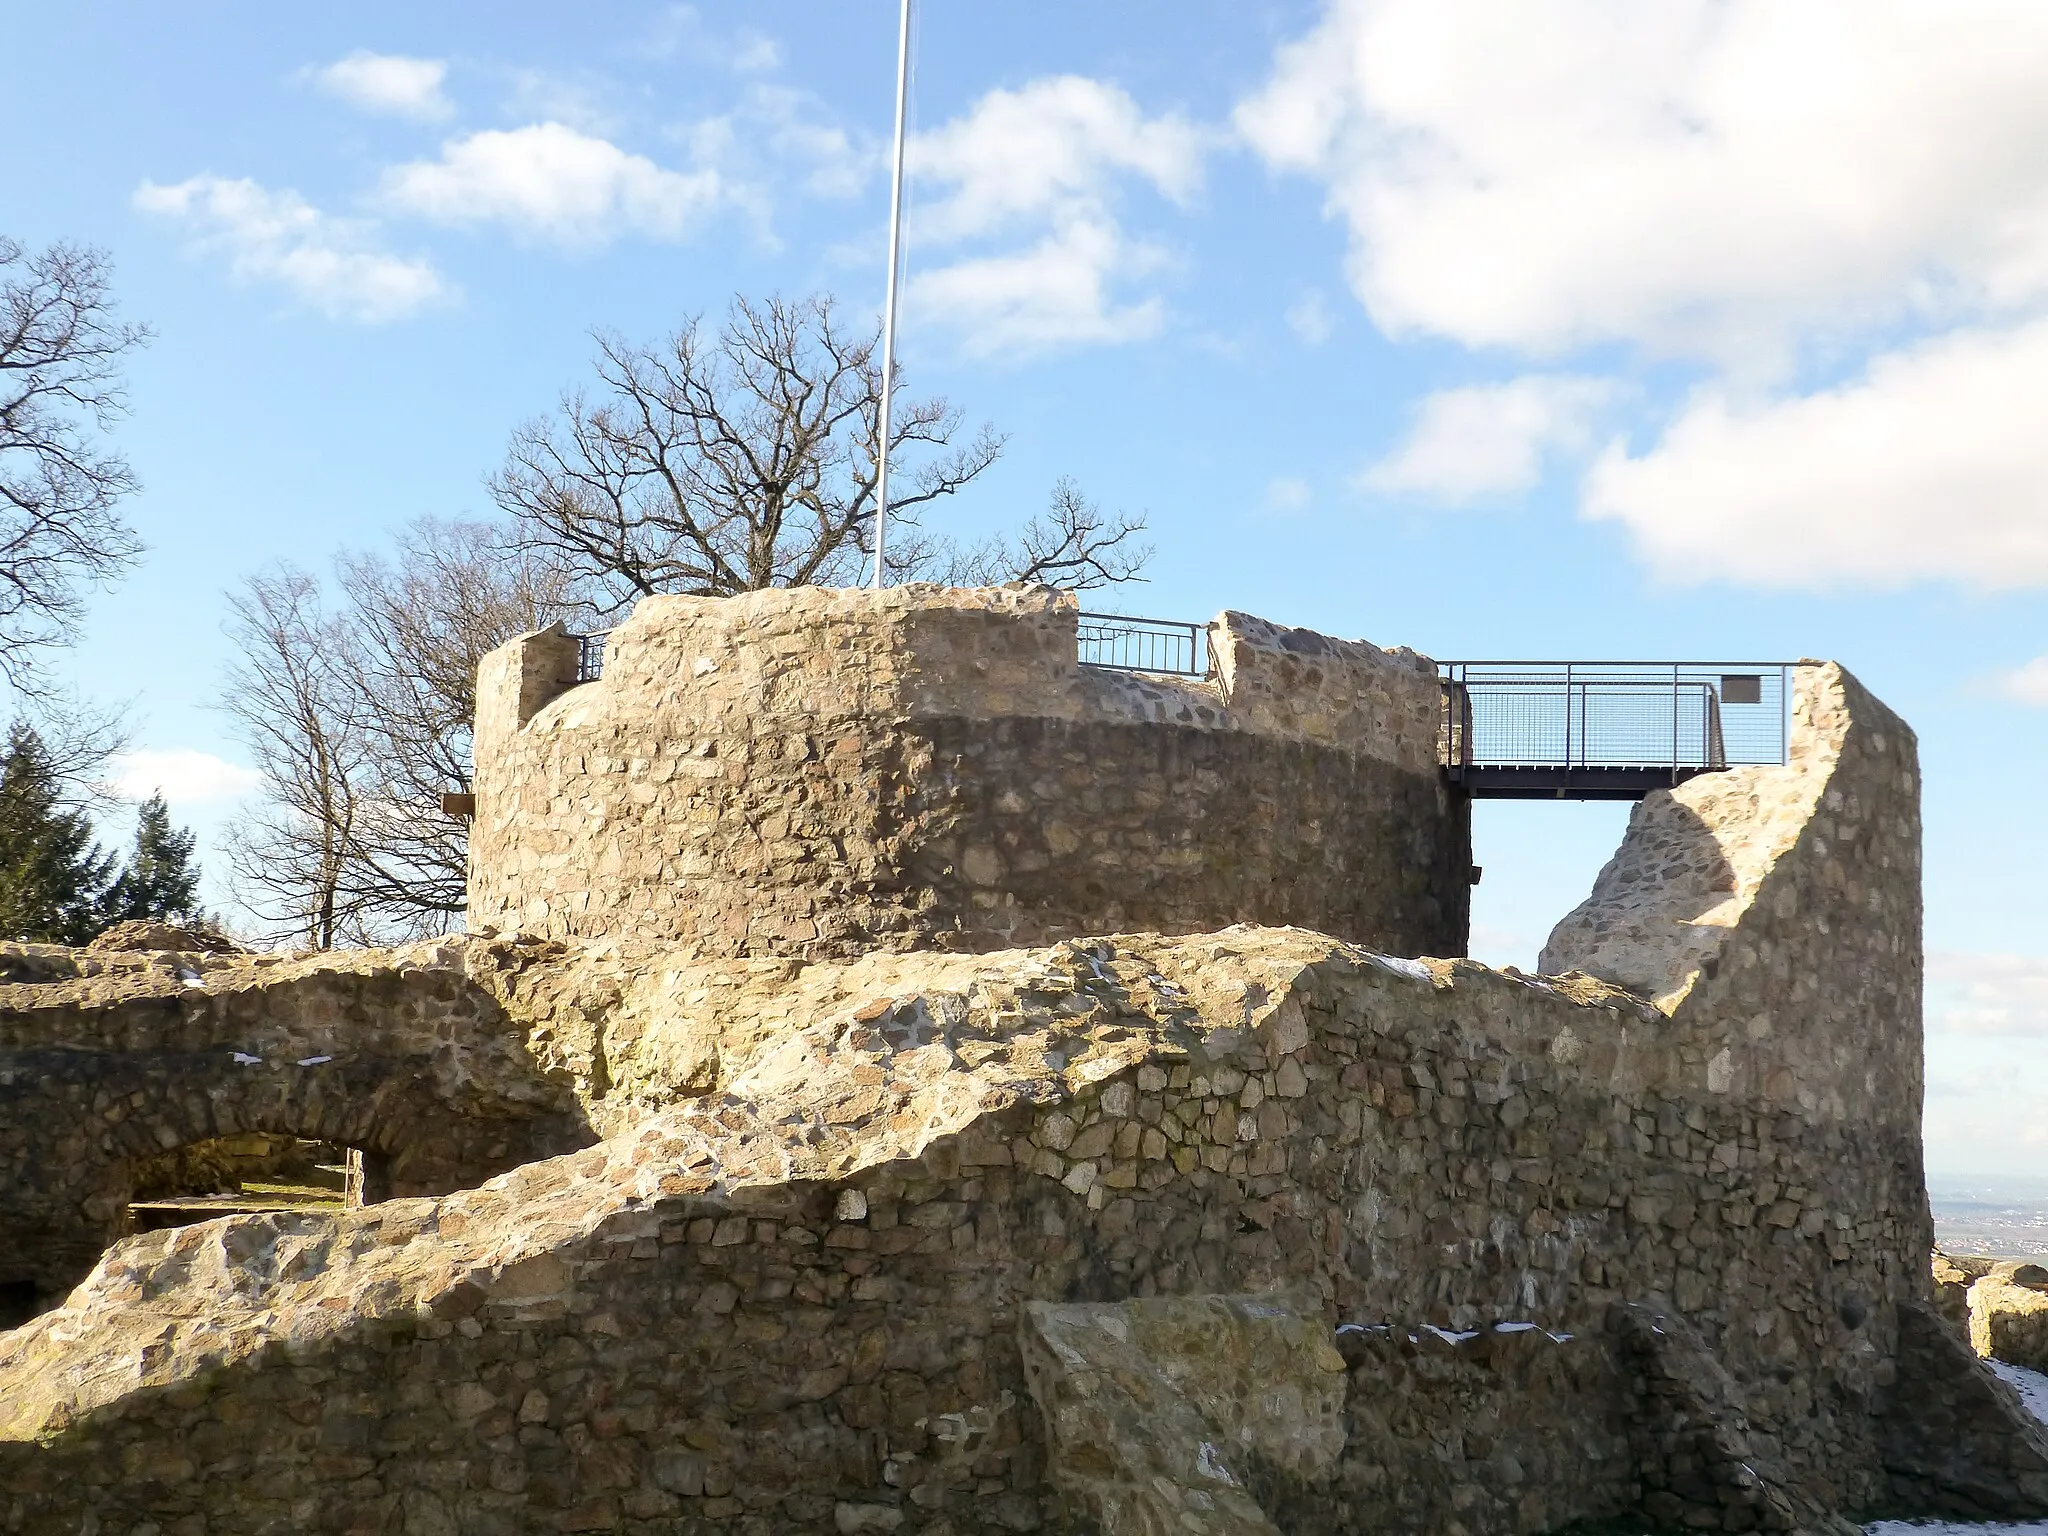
[6,2,2048,1175]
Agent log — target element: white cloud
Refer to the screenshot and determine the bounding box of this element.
[911,76,1204,242]
[503,70,626,139]
[1237,0,2048,364]
[732,33,780,73]
[135,175,448,323]
[107,750,262,807]
[1265,476,1312,513]
[383,123,723,246]
[754,87,871,199]
[1364,375,1614,503]
[1286,290,1333,346]
[905,76,1209,355]
[688,86,877,204]
[1930,952,2048,1037]
[311,51,453,122]
[1582,318,2048,588]
[1997,658,2048,706]
[1922,1036,2048,1175]
[911,219,1167,356]
[641,7,780,73]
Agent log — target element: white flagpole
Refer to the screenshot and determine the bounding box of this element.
[873,0,913,588]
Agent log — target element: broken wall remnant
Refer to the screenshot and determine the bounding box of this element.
[1969,1265,2048,1370]
[466,584,1469,961]
[0,939,593,1310]
[0,646,2030,1533]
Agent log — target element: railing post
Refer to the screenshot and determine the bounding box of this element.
[1460,672,1473,768]
[1781,664,1791,764]
[1562,663,1573,770]
[1671,664,1680,771]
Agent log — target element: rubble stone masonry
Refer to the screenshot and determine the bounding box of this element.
[465,586,1469,961]
[0,941,594,1311]
[4,660,2047,1532]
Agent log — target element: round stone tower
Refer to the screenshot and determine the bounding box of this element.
[467,584,1470,959]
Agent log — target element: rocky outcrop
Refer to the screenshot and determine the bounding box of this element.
[1880,1300,2048,1518]
[1933,1250,1996,1329]
[1611,1302,1833,1533]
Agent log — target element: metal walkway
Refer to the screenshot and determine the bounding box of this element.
[1071,615,1794,801]
[1438,661,1794,799]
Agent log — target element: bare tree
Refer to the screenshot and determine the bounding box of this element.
[940,477,1151,592]
[491,293,1034,610]
[224,293,1157,943]
[0,237,149,686]
[3,688,133,813]
[218,522,586,946]
[219,568,366,949]
[329,519,588,929]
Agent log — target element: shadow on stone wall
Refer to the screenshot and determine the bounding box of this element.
[0,940,596,1316]
[1541,780,1759,1008]
[0,661,2029,1536]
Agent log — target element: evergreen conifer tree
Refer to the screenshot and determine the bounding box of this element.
[0,722,115,942]
[101,792,201,926]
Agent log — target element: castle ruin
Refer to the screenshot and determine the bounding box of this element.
[465,584,1468,961]
[0,584,2042,1535]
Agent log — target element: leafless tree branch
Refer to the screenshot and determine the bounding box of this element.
[0,236,149,688]
[489,294,1007,607]
[217,525,589,947]
[937,477,1153,592]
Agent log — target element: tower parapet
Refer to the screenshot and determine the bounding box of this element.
[468,584,1470,958]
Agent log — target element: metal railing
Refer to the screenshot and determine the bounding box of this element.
[1439,662,1793,777]
[571,615,1214,686]
[1075,613,1212,678]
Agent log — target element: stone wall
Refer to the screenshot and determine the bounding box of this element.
[0,939,593,1311]
[1,917,2010,1533]
[1540,660,1883,1011]
[1970,1267,2048,1369]
[1534,663,1945,1504]
[466,585,1467,961]
[0,659,2028,1534]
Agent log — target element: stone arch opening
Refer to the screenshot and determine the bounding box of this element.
[123,1132,362,1236]
[2,1042,593,1329]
